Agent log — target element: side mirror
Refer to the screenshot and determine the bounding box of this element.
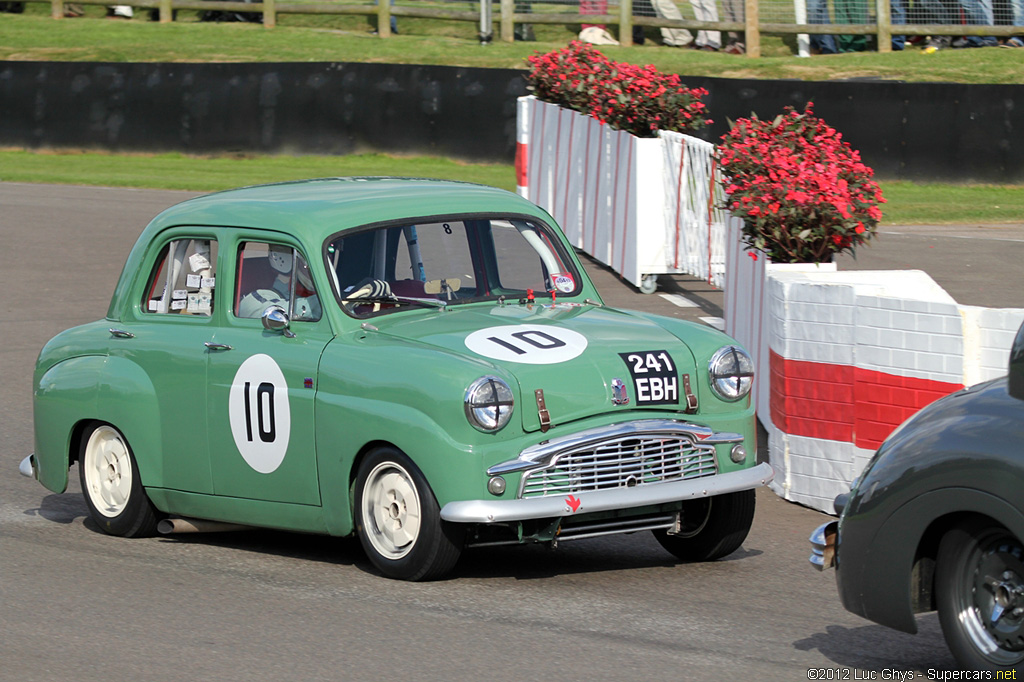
[262,306,296,338]
[1009,320,1024,400]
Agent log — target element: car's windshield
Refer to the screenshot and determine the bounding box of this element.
[324,217,582,316]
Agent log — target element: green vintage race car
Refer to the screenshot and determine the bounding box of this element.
[22,177,772,581]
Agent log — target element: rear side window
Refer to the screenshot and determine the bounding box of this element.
[142,238,217,316]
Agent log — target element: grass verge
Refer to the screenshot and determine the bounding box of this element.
[1,10,1024,83]
[2,148,1021,225]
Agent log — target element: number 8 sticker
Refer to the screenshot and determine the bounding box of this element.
[465,325,588,364]
[229,354,291,473]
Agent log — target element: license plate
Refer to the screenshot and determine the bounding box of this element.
[619,351,679,405]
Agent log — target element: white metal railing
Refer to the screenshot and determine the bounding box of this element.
[660,131,736,290]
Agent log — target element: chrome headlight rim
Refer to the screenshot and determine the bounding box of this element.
[464,376,515,433]
[708,345,754,402]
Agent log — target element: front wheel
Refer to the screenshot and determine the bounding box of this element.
[652,489,755,562]
[79,423,159,537]
[936,520,1024,671]
[354,447,463,581]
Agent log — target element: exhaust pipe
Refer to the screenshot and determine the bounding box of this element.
[157,517,251,535]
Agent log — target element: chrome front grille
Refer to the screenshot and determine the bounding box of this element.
[520,434,717,499]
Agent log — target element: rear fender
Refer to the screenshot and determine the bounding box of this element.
[34,356,102,493]
[33,355,164,493]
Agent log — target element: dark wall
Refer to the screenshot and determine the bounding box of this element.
[0,61,527,160]
[1,61,1021,182]
[690,76,1024,183]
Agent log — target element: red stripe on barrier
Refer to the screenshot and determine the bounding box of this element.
[852,367,962,449]
[673,139,686,270]
[769,350,963,450]
[619,135,633,276]
[561,114,575,227]
[706,155,716,286]
[589,127,603,254]
[515,142,528,188]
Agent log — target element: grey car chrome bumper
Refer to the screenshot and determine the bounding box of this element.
[19,454,37,480]
[440,461,774,524]
[809,520,839,571]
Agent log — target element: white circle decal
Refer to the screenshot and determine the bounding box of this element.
[228,354,291,474]
[552,273,575,293]
[465,325,588,365]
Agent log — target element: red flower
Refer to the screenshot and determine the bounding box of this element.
[525,42,710,137]
[717,102,884,264]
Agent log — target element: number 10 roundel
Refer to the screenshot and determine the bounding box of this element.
[464,325,588,365]
[228,354,292,473]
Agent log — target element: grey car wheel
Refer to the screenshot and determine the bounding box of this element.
[936,520,1024,671]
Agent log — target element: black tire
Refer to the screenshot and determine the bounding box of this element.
[354,447,463,581]
[78,423,159,538]
[652,489,755,562]
[936,519,1024,671]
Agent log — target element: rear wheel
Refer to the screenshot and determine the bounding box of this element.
[652,489,755,562]
[354,447,463,581]
[79,423,159,537]
[936,520,1024,671]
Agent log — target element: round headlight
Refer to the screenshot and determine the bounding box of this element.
[464,376,515,432]
[709,345,754,402]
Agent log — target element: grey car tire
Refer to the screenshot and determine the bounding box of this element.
[936,519,1024,671]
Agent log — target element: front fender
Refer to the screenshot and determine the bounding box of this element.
[315,391,498,537]
[837,487,1024,633]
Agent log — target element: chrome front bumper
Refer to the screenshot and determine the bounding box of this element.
[809,521,839,571]
[440,461,774,524]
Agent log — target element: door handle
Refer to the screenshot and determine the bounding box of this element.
[204,342,233,351]
[109,328,135,339]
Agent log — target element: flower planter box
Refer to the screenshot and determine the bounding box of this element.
[516,95,736,292]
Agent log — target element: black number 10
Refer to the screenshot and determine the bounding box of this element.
[243,381,277,443]
[487,330,567,356]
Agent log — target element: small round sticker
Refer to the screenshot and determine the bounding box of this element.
[465,325,588,365]
[552,273,576,293]
[228,354,291,474]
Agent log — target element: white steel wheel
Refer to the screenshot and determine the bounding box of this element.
[362,460,422,560]
[83,425,134,518]
[79,423,159,537]
[354,447,464,581]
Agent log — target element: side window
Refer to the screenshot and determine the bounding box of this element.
[235,242,321,322]
[143,238,217,316]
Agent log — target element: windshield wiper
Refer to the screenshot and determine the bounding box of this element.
[342,295,447,310]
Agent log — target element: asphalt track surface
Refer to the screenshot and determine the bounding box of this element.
[4,182,1022,682]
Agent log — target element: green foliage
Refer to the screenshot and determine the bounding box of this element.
[0,149,518,192]
[0,150,1020,227]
